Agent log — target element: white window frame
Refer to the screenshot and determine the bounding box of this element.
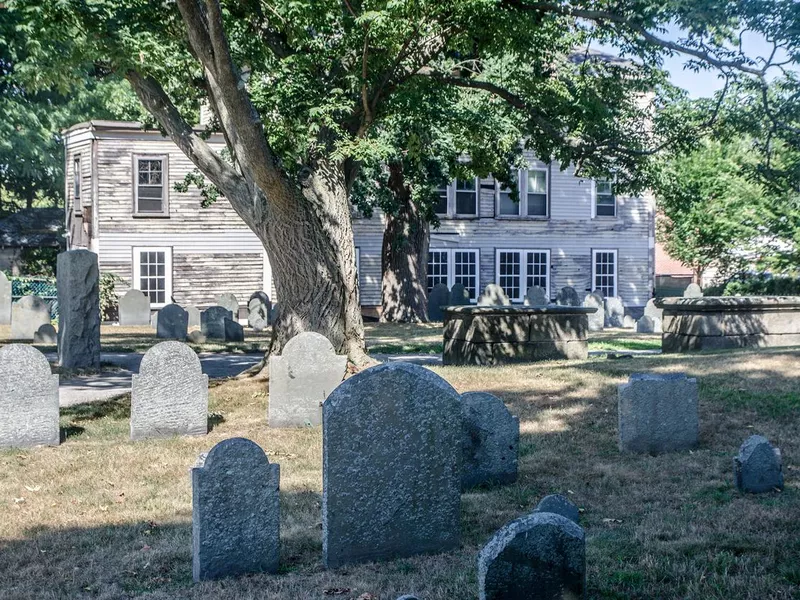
[495,248,551,301]
[132,246,173,308]
[354,246,361,286]
[592,249,618,298]
[435,178,480,218]
[495,166,549,218]
[592,179,617,218]
[427,248,480,302]
[133,154,170,217]
[73,156,82,206]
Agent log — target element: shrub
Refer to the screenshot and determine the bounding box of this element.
[710,274,800,297]
[100,272,123,321]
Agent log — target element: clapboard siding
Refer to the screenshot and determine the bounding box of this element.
[173,253,263,309]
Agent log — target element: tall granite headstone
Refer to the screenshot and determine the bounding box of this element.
[323,362,461,568]
[734,435,784,493]
[0,344,59,448]
[0,271,11,324]
[57,250,100,369]
[11,295,50,340]
[449,283,471,306]
[215,293,240,318]
[478,284,511,306]
[192,438,280,581]
[157,304,189,340]
[582,292,604,332]
[130,341,208,440]
[461,392,519,490]
[248,291,271,331]
[201,306,233,340]
[428,283,450,321]
[523,286,548,307]
[556,286,580,307]
[269,332,346,427]
[478,511,586,600]
[119,289,151,326]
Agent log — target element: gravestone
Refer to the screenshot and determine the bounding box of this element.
[150,311,158,330]
[192,438,280,581]
[57,250,100,370]
[428,283,450,321]
[224,318,244,342]
[323,362,461,568]
[269,332,346,427]
[683,283,703,298]
[11,295,50,340]
[130,341,208,440]
[119,289,151,326]
[644,298,663,321]
[157,304,189,340]
[618,373,698,454]
[449,282,471,306]
[622,315,636,329]
[535,494,580,524]
[582,292,604,332]
[248,291,271,331]
[188,330,207,344]
[396,596,420,600]
[0,271,11,324]
[33,323,57,344]
[0,344,60,448]
[186,305,201,329]
[636,315,662,333]
[604,296,625,328]
[734,435,783,493]
[478,284,511,306]
[556,286,580,307]
[523,286,548,307]
[215,293,240,318]
[201,306,233,340]
[461,392,519,490]
[478,512,586,600]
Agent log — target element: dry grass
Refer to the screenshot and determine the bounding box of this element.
[1,345,799,599]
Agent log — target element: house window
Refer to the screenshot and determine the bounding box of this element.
[593,249,617,297]
[496,167,549,217]
[526,169,548,217]
[133,247,173,307]
[594,180,616,217]
[497,174,520,216]
[496,249,551,301]
[134,156,168,215]
[427,249,480,300]
[454,178,478,216]
[434,185,449,216]
[73,157,81,203]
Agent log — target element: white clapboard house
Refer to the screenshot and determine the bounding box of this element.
[63,120,655,317]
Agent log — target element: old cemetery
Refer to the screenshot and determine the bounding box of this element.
[0,268,797,599]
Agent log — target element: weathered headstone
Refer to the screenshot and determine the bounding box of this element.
[33,323,57,344]
[186,305,201,329]
[449,283,471,306]
[57,249,100,370]
[683,283,703,298]
[201,306,233,340]
[11,295,50,340]
[192,438,280,581]
[478,284,511,306]
[523,286,548,307]
[428,283,450,321]
[604,296,625,328]
[461,392,519,490]
[157,304,189,340]
[635,315,662,333]
[248,291,271,331]
[478,511,586,600]
[0,344,59,448]
[323,362,461,568]
[618,373,698,454]
[644,298,663,321]
[215,293,240,318]
[224,318,244,342]
[582,292,604,332]
[188,330,207,344]
[119,289,151,326]
[622,314,636,329]
[734,435,783,493]
[556,286,580,307]
[269,332,346,427]
[535,494,580,524]
[130,341,208,440]
[0,271,11,324]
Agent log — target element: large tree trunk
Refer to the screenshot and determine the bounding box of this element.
[380,162,430,323]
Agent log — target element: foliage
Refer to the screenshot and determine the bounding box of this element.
[706,273,800,297]
[17,246,59,276]
[99,272,123,321]
[9,275,56,298]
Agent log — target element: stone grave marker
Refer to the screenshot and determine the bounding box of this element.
[618,373,698,454]
[604,296,624,328]
[734,435,783,493]
[644,298,663,321]
[224,318,244,342]
[269,332,346,427]
[428,283,450,321]
[130,341,208,440]
[582,292,604,332]
[622,315,636,329]
[248,291,271,331]
[188,330,207,344]
[11,295,50,340]
[636,315,661,333]
[157,304,189,340]
[449,283,471,306]
[119,289,151,326]
[556,286,580,307]
[150,311,158,330]
[478,511,586,600]
[461,392,519,490]
[0,271,11,324]
[33,323,57,344]
[535,494,580,524]
[0,344,60,448]
[323,362,461,568]
[215,293,240,318]
[192,438,280,581]
[523,286,548,307]
[683,283,703,298]
[201,306,233,340]
[187,305,201,329]
[57,250,100,370]
[478,284,511,306]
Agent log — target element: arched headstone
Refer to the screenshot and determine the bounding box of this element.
[119,289,151,326]
[201,306,233,340]
[215,293,240,318]
[130,341,208,440]
[0,344,59,448]
[186,305,201,329]
[604,296,625,328]
[322,362,461,568]
[0,271,11,324]
[157,304,189,340]
[683,283,703,298]
[524,286,548,307]
[11,295,51,340]
[556,286,580,307]
[449,283,471,306]
[635,315,661,333]
[478,284,511,306]
[534,494,580,524]
[644,298,663,321]
[248,291,271,331]
[582,292,604,332]
[461,392,519,490]
[224,318,245,342]
[33,323,57,344]
[428,283,450,321]
[734,435,783,493]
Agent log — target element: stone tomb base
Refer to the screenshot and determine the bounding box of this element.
[443,305,595,366]
[656,296,800,353]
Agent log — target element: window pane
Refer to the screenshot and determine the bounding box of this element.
[498,190,519,215]
[597,181,613,195]
[427,250,449,291]
[526,252,548,291]
[498,251,521,299]
[596,202,615,217]
[527,193,547,216]
[456,190,477,215]
[528,170,546,194]
[594,251,616,297]
[434,188,448,215]
[453,251,478,299]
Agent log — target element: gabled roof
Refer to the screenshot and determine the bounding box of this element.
[0,208,65,248]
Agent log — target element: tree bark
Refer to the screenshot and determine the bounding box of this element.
[380,161,430,323]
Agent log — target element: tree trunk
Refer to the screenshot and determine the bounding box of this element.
[380,162,430,323]
[693,266,704,286]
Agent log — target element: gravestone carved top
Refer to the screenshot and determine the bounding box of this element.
[201,306,233,340]
[449,283,471,306]
[157,304,189,340]
[524,286,548,307]
[734,435,783,493]
[556,286,581,307]
[428,283,450,321]
[119,289,151,326]
[535,494,580,524]
[478,284,511,306]
[11,295,50,340]
[461,391,519,490]
[683,283,703,298]
[215,293,240,317]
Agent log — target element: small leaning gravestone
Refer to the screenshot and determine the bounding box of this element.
[461,392,519,490]
[428,283,449,321]
[449,282,471,306]
[57,249,101,370]
[478,284,511,306]
[192,437,280,581]
[11,295,50,340]
[215,293,240,318]
[157,304,189,340]
[119,289,151,326]
[534,494,580,524]
[33,323,57,344]
[734,435,784,493]
[524,285,548,307]
[556,286,581,307]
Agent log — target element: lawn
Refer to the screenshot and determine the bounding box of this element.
[1,346,798,599]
